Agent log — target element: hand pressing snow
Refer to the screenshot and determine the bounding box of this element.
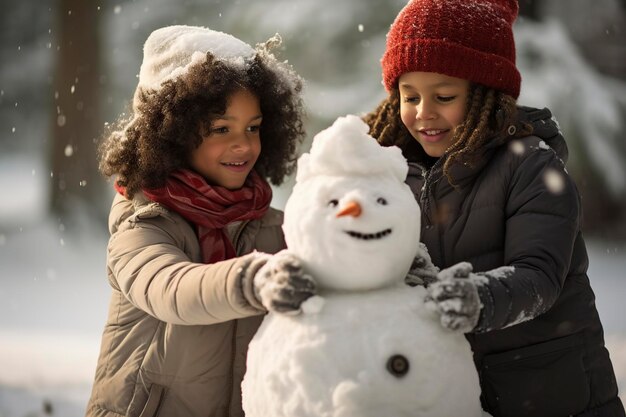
[254,250,317,315]
[405,242,439,287]
[425,262,484,333]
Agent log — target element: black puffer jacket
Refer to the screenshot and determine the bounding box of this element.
[407,107,624,417]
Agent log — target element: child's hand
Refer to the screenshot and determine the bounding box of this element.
[253,250,317,315]
[425,262,482,332]
[405,242,439,286]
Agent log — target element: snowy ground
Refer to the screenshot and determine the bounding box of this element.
[0,155,624,416]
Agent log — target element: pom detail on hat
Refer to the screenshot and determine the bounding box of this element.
[381,0,521,98]
[137,25,255,92]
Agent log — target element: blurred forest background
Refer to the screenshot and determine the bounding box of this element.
[0,0,626,415]
[1,0,625,237]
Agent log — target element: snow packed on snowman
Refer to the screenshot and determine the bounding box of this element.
[242,115,486,417]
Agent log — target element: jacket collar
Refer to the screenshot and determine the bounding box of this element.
[407,105,567,189]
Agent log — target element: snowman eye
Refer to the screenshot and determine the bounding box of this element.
[377,197,388,205]
[386,354,410,377]
[328,199,339,207]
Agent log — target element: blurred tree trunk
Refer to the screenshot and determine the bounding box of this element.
[50,0,104,226]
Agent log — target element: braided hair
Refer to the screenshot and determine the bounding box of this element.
[363,83,531,186]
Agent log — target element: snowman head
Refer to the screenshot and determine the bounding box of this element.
[283,115,421,291]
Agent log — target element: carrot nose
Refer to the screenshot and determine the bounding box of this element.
[336,201,362,218]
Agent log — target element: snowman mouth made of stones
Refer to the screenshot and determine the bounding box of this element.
[344,229,392,240]
[334,199,393,241]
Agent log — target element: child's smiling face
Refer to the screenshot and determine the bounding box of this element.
[398,71,469,158]
[190,89,262,189]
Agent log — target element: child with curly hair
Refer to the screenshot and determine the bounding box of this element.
[86,25,314,417]
[364,1,624,416]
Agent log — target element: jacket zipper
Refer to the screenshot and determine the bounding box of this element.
[232,220,250,255]
[227,320,238,417]
[226,220,249,416]
[420,158,443,226]
[421,159,447,267]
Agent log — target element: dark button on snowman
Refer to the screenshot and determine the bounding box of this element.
[242,115,484,417]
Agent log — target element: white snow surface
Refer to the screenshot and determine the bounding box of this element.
[244,116,482,416]
[283,115,421,291]
[242,285,483,417]
[295,115,408,184]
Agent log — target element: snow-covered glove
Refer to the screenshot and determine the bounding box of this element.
[405,242,439,287]
[253,250,317,315]
[425,262,484,333]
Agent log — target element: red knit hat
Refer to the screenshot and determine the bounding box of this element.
[381,0,521,98]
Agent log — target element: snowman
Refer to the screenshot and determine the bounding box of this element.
[242,115,483,417]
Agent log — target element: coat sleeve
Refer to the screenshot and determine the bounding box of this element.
[107,214,267,326]
[474,142,580,332]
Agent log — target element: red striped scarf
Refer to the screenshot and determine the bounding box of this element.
[116,169,272,263]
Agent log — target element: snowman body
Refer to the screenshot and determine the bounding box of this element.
[242,115,483,416]
[243,285,482,417]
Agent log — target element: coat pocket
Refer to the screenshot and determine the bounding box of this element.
[138,384,166,417]
[480,334,590,417]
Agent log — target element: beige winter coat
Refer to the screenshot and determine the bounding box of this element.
[85,193,286,417]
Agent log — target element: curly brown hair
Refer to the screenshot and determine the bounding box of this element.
[363,83,531,185]
[99,52,305,198]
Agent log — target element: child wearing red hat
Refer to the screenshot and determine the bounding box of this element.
[365,0,625,416]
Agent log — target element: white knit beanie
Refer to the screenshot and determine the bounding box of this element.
[128,24,301,123]
[136,25,255,94]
